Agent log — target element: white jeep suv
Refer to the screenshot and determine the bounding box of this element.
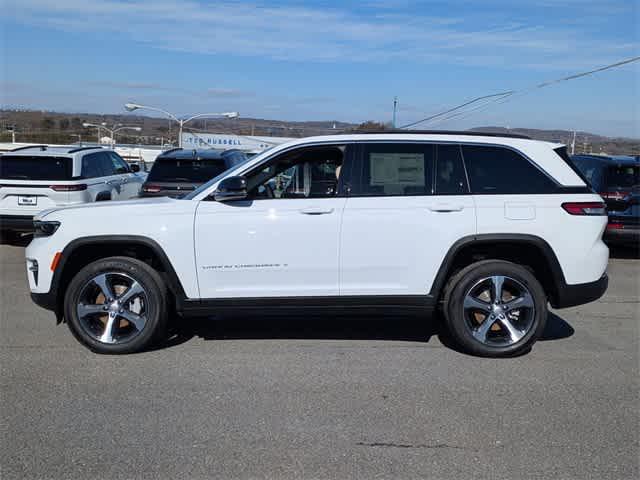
[0,145,144,240]
[25,132,609,356]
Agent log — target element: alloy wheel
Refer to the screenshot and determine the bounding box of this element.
[462,275,536,347]
[76,272,149,345]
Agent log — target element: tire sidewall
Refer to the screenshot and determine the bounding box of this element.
[64,257,167,354]
[445,261,548,357]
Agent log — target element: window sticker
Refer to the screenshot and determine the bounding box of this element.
[370,153,425,186]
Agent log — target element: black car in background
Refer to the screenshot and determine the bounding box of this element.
[571,154,639,246]
[141,148,247,198]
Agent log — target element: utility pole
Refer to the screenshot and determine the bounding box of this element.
[392,96,398,128]
[571,131,576,155]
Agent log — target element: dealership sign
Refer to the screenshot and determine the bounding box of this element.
[180,133,293,152]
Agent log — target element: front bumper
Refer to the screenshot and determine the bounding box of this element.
[0,215,34,232]
[552,274,609,309]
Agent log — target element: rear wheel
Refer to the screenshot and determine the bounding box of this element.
[64,257,168,354]
[443,260,547,357]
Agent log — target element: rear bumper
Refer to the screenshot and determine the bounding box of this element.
[552,274,608,309]
[0,215,34,232]
[604,227,640,245]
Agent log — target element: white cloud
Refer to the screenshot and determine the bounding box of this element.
[5,0,635,69]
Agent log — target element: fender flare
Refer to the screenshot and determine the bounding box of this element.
[429,233,566,304]
[43,235,188,320]
[95,191,112,202]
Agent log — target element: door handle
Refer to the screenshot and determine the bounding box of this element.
[428,204,464,212]
[300,207,334,215]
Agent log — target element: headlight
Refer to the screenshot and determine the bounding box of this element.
[33,220,61,237]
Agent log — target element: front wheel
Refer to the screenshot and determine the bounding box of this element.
[443,260,547,357]
[64,257,168,354]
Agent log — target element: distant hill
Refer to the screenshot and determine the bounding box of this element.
[469,126,639,156]
[0,109,637,155]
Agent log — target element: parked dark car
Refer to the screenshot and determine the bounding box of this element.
[141,148,247,198]
[571,154,639,246]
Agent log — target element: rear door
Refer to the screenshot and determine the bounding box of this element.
[0,155,73,216]
[339,142,476,296]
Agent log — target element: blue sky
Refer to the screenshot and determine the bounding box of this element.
[1,0,638,137]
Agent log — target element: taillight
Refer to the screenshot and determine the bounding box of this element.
[606,222,624,230]
[561,202,607,216]
[142,184,162,193]
[50,184,87,192]
[600,191,630,200]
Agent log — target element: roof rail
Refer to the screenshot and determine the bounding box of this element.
[10,144,48,152]
[158,147,182,156]
[67,146,104,154]
[338,129,532,140]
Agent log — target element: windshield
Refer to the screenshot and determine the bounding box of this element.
[147,158,229,183]
[607,165,639,189]
[0,155,73,180]
[182,153,258,199]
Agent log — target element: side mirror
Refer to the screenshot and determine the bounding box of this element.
[130,164,141,173]
[213,176,248,202]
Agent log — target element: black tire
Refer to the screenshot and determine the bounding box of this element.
[64,256,168,354]
[442,260,547,357]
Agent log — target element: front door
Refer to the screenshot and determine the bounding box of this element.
[194,144,353,299]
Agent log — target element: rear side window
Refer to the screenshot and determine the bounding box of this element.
[0,155,72,180]
[462,145,557,194]
[353,143,434,196]
[147,158,229,183]
[435,145,468,194]
[82,154,105,178]
[607,165,639,188]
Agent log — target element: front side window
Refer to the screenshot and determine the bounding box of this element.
[462,145,557,194]
[247,146,346,199]
[108,152,130,174]
[352,143,434,196]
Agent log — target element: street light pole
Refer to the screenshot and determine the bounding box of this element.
[124,103,239,148]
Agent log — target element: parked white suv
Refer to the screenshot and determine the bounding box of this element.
[25,132,609,356]
[0,145,144,240]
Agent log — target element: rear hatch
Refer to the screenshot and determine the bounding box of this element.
[601,164,639,229]
[142,157,229,197]
[0,155,74,216]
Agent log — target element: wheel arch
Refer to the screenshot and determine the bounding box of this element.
[50,235,186,322]
[430,234,567,307]
[95,191,112,202]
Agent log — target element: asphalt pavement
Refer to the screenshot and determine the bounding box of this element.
[1,242,638,479]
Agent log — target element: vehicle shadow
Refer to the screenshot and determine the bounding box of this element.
[158,310,574,356]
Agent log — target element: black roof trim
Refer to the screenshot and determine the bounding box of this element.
[10,144,48,152]
[339,130,532,140]
[67,146,104,154]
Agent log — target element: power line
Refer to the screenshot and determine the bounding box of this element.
[401,56,640,129]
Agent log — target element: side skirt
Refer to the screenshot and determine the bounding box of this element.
[179,295,437,317]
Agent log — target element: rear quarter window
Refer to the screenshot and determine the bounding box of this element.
[0,155,73,180]
[462,145,557,194]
